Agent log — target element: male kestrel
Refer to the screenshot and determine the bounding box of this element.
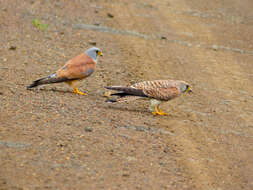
[105,80,192,115]
[27,47,103,95]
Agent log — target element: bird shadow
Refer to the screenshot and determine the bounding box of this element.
[27,87,73,94]
[97,103,151,114]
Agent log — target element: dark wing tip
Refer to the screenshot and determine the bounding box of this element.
[26,83,37,89]
[104,86,112,90]
[105,99,117,103]
[26,78,44,89]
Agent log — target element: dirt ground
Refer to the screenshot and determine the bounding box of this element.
[1,0,253,189]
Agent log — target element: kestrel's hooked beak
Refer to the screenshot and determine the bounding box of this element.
[186,86,193,93]
[97,51,103,56]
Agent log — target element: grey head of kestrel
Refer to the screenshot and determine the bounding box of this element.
[27,47,103,95]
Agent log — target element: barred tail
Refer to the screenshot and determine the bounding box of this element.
[104,86,147,97]
[105,95,143,103]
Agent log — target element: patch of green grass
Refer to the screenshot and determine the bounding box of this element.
[32,19,49,31]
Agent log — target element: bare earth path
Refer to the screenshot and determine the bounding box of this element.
[0,0,253,189]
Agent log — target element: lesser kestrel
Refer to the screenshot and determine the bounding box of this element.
[105,80,192,115]
[27,47,103,95]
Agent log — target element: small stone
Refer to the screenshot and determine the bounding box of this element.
[107,13,114,18]
[89,41,97,46]
[187,112,198,122]
[135,126,147,132]
[85,127,93,132]
[9,46,16,50]
[212,45,219,51]
[163,146,170,153]
[126,156,137,161]
[122,173,130,177]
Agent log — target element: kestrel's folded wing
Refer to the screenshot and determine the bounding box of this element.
[27,53,96,89]
[131,80,180,101]
[56,53,96,80]
[142,86,180,101]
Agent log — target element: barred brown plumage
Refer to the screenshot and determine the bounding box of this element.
[105,79,192,115]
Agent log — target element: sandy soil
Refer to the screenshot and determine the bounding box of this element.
[1,0,253,189]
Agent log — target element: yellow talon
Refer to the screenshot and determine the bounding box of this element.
[73,88,87,95]
[157,107,168,115]
[152,106,168,116]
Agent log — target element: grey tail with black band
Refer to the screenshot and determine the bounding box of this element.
[27,75,77,89]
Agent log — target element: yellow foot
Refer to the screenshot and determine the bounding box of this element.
[152,106,168,116]
[73,88,87,95]
[152,111,168,116]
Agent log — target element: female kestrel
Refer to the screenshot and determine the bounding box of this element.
[105,80,192,115]
[27,47,103,95]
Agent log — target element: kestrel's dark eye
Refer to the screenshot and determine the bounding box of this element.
[185,85,192,93]
[184,85,189,92]
[96,50,102,56]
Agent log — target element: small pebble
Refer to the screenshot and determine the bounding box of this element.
[212,45,218,51]
[9,46,17,50]
[85,127,93,132]
[122,173,130,177]
[107,13,114,18]
[89,41,97,46]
